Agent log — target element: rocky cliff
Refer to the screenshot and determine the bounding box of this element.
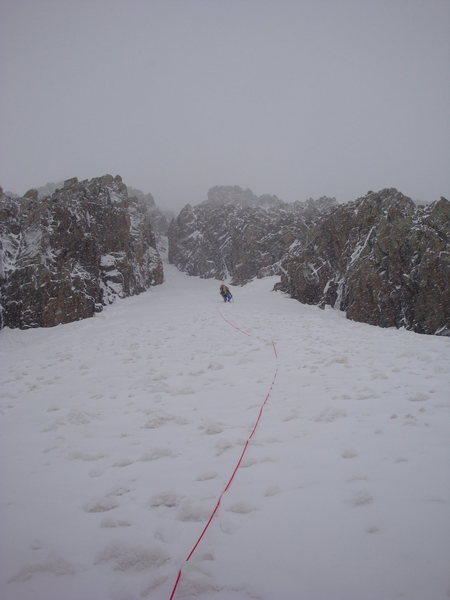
[168,186,449,335]
[168,186,336,284]
[126,186,173,237]
[0,175,163,329]
[281,189,450,335]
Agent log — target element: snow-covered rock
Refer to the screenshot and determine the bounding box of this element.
[126,186,173,237]
[0,175,163,329]
[281,189,450,335]
[168,186,335,285]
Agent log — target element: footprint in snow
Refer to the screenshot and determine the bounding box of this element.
[282,411,300,422]
[89,467,105,478]
[83,497,119,513]
[313,407,348,423]
[106,485,130,497]
[140,447,174,461]
[341,449,359,459]
[264,486,281,497]
[112,458,136,468]
[219,515,240,535]
[408,392,429,402]
[324,356,349,366]
[149,491,182,508]
[346,475,368,483]
[141,576,170,598]
[176,499,212,522]
[352,490,374,507]
[367,526,380,534]
[8,553,76,582]
[240,457,258,468]
[196,471,218,482]
[225,502,258,514]
[176,386,196,395]
[67,409,98,425]
[260,456,277,464]
[189,368,206,376]
[262,436,283,444]
[154,522,180,544]
[202,422,224,435]
[142,414,181,429]
[66,450,106,462]
[101,518,131,528]
[215,439,234,455]
[151,372,169,381]
[403,414,419,426]
[94,541,169,571]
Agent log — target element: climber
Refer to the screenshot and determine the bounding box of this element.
[219,283,233,302]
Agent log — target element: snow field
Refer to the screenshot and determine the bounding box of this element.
[1,264,449,600]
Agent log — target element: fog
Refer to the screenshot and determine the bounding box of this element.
[1,0,449,212]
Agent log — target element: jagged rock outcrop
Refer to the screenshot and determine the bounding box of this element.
[127,186,173,236]
[281,189,450,335]
[0,175,163,329]
[35,182,173,237]
[168,186,336,284]
[206,185,283,209]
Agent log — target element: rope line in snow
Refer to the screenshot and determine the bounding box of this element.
[218,310,278,359]
[168,310,278,599]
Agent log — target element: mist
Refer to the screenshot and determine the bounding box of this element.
[1,0,449,212]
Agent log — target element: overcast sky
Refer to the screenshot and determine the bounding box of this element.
[1,0,449,211]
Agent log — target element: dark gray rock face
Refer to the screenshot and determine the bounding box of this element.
[127,186,173,236]
[0,175,163,329]
[168,187,336,285]
[281,189,450,335]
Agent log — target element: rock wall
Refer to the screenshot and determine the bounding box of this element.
[0,175,163,329]
[168,186,335,284]
[281,189,450,335]
[126,186,173,236]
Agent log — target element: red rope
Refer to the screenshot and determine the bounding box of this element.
[169,571,181,600]
[218,310,278,358]
[272,340,278,359]
[168,311,278,599]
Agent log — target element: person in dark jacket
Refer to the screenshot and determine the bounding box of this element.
[219,284,233,302]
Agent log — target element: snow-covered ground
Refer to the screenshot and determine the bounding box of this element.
[1,265,449,600]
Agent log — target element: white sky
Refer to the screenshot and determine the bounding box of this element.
[1,0,449,210]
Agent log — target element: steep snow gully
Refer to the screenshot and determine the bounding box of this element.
[169,309,279,599]
[1,264,449,600]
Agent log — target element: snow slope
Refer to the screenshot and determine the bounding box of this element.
[1,265,449,600]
